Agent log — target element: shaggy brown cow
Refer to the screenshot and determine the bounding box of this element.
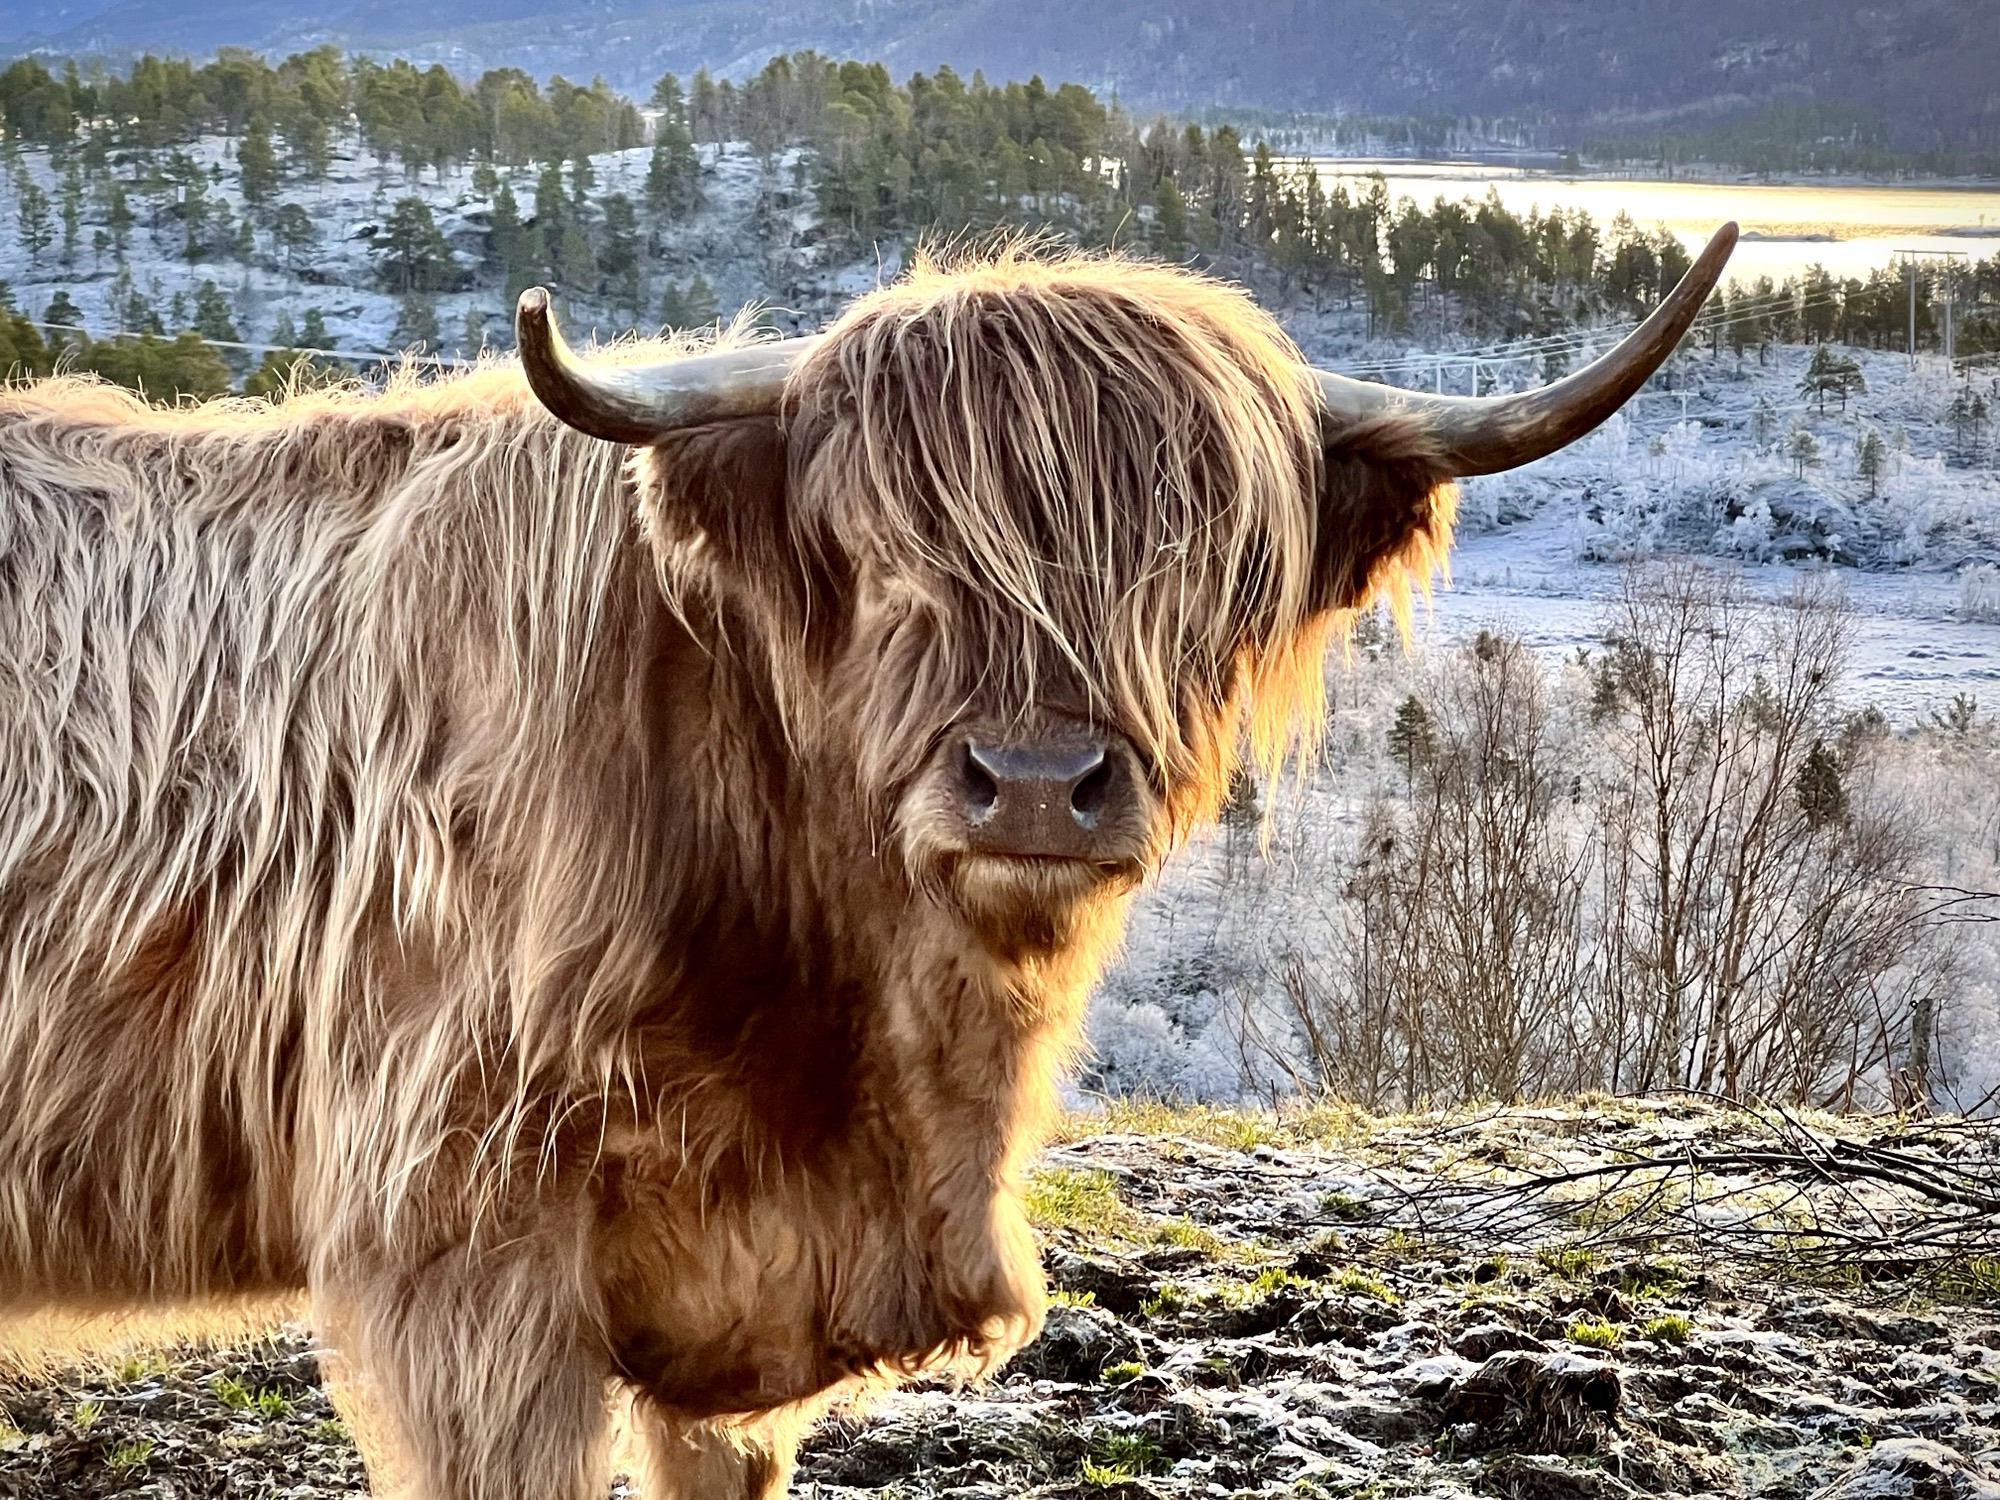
[0,228,1734,1499]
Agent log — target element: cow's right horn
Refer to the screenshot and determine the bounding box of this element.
[515,287,817,443]
[1312,221,1738,476]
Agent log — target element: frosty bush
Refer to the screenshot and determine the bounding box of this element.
[1099,564,1966,1112]
[1959,563,2000,623]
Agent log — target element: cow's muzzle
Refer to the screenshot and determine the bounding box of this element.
[946,731,1139,861]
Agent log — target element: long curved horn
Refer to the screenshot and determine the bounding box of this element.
[1315,222,1738,476]
[515,287,818,443]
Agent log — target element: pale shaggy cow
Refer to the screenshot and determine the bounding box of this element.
[0,229,1733,1499]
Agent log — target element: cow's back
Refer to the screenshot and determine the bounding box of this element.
[0,375,644,1306]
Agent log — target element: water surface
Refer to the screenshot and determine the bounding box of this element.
[1310,159,2000,284]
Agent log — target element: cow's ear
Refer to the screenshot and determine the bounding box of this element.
[1309,414,1457,615]
[635,420,848,645]
[637,419,792,581]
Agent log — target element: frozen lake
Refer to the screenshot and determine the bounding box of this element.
[1308,159,2000,286]
[1407,503,2000,726]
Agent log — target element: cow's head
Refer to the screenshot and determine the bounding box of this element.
[517,231,1733,954]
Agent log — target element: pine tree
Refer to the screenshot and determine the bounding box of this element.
[59,165,81,267]
[683,273,718,326]
[282,116,332,181]
[16,178,52,265]
[0,283,54,380]
[1794,741,1846,828]
[121,285,163,335]
[273,202,316,268]
[648,72,686,126]
[1387,694,1436,789]
[191,280,240,343]
[658,274,720,331]
[556,224,596,294]
[1948,384,1979,446]
[299,308,331,348]
[377,196,453,292]
[106,183,133,257]
[1787,426,1820,480]
[491,184,539,301]
[238,119,279,208]
[1751,394,1777,449]
[645,121,701,221]
[1856,428,1886,498]
[598,192,640,313]
[40,289,82,353]
[392,293,440,352]
[533,160,566,278]
[1798,342,1864,415]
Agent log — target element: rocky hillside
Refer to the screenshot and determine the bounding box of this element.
[7,0,1997,155]
[6,1098,1998,1498]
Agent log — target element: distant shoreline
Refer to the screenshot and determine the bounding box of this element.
[1292,151,2000,193]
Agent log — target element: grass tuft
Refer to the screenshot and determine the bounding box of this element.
[1024,1168,1134,1237]
[1328,1266,1398,1304]
[1316,1190,1373,1224]
[1082,1430,1170,1483]
[105,1438,155,1473]
[1937,1256,2000,1304]
[214,1374,293,1419]
[1641,1313,1692,1344]
[1537,1246,1598,1281]
[1566,1317,1622,1350]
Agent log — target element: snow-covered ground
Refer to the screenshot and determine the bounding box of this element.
[0,135,859,359]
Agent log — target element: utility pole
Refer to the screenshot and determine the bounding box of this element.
[1892,248,1969,369]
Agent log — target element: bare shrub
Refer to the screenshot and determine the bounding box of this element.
[1585,564,1939,1103]
[1268,563,1949,1111]
[1280,632,1598,1105]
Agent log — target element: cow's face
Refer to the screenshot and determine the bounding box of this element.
[517,233,1736,956]
[766,259,1351,950]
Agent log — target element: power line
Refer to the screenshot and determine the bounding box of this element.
[17,320,477,369]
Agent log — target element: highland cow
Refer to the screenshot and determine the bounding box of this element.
[0,228,1734,1499]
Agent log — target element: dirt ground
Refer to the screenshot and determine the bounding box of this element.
[5,1098,1998,1499]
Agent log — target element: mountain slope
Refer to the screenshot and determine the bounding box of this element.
[12,0,1998,153]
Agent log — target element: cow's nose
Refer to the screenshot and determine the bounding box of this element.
[957,738,1121,858]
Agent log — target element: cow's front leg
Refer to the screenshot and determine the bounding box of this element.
[316,1246,612,1500]
[627,1398,802,1500]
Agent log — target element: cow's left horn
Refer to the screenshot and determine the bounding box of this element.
[515,287,818,443]
[1312,222,1737,476]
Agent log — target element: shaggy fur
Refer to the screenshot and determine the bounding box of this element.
[0,249,1454,1499]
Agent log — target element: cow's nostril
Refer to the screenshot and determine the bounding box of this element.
[1069,758,1112,823]
[961,746,999,818]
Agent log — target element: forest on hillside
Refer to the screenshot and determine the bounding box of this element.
[1,47,1998,400]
